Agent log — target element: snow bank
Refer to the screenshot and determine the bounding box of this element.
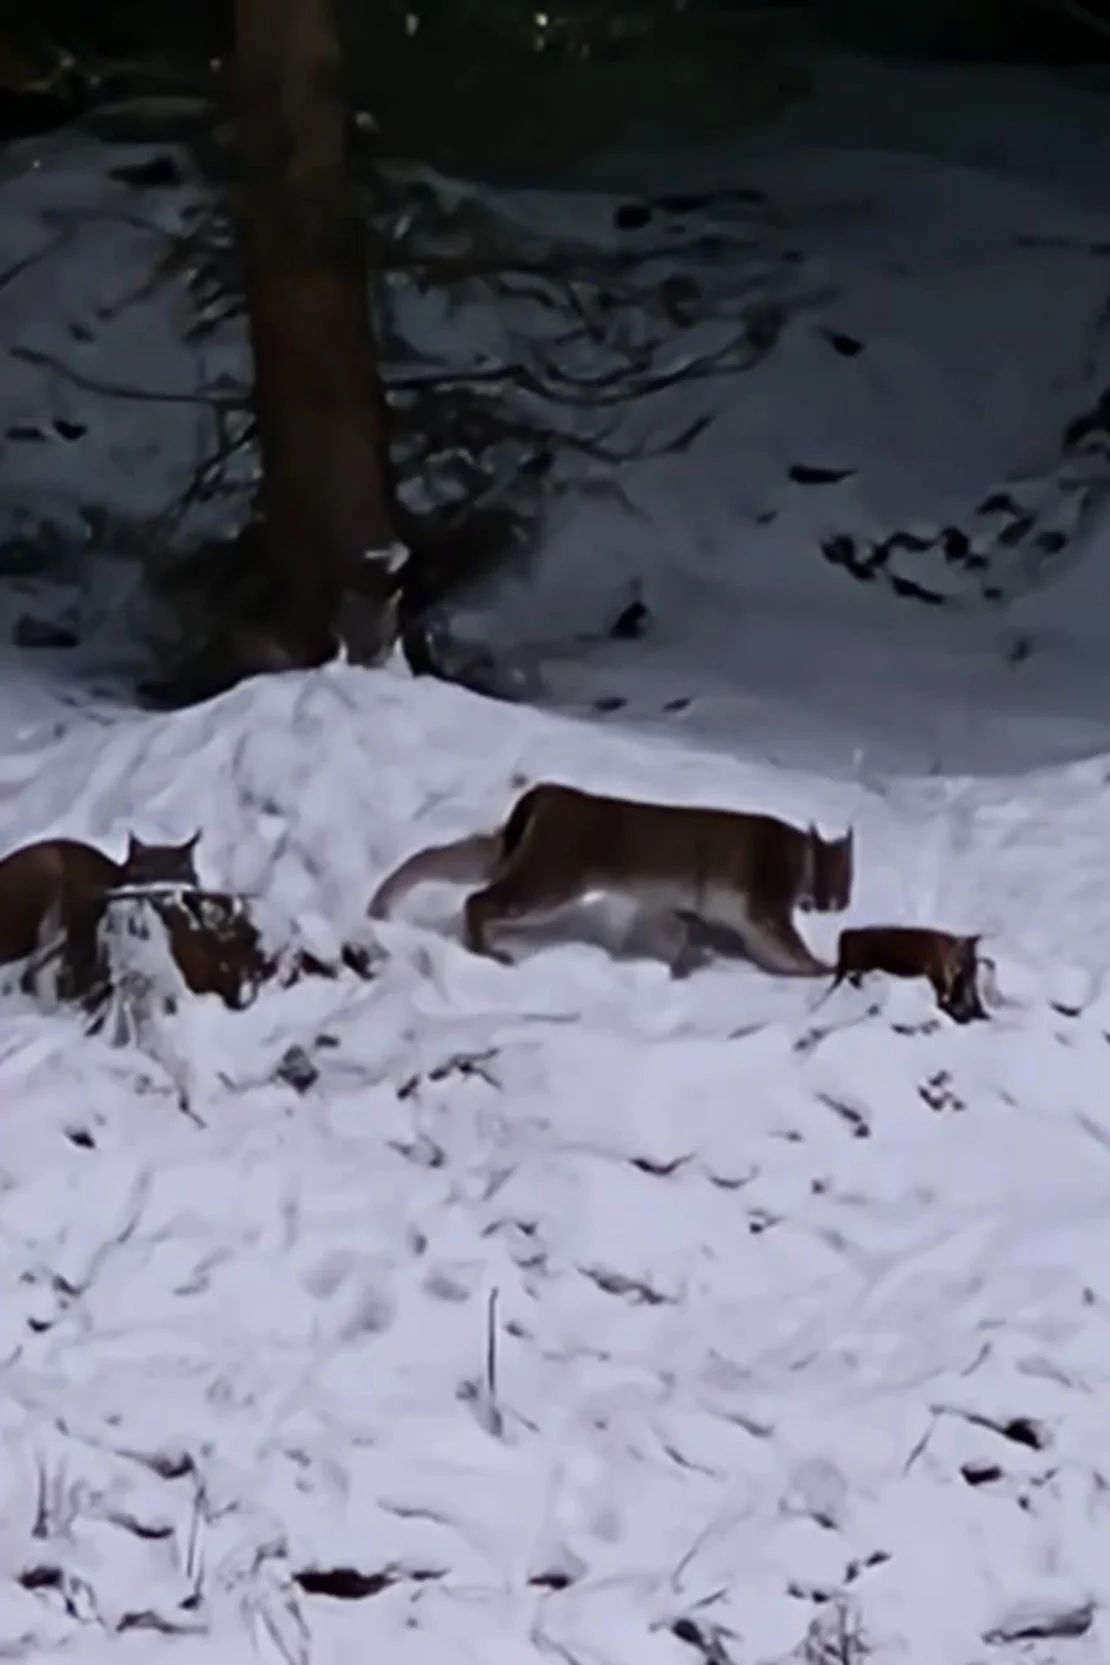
[1,660,1110,1662]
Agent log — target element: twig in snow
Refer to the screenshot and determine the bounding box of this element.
[802,1599,868,1663]
[670,1616,734,1665]
[474,1286,505,1439]
[183,1475,205,1592]
[530,1619,590,1665]
[670,1509,744,1592]
[31,1454,50,1538]
[458,1285,505,1437]
[427,1047,501,1089]
[254,1582,310,1665]
[0,229,70,296]
[902,1416,934,1473]
[486,1286,500,1412]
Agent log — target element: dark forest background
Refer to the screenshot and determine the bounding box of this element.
[4,0,1110,705]
[5,2,1110,178]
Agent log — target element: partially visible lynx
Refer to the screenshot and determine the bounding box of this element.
[0,830,200,1001]
[830,925,986,1023]
[108,832,201,892]
[370,781,853,976]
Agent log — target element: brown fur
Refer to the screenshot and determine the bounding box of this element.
[130,892,272,1010]
[0,831,200,1002]
[831,926,986,1022]
[369,782,853,977]
[103,890,373,1013]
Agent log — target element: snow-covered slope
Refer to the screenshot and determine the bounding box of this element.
[3,659,1110,1665]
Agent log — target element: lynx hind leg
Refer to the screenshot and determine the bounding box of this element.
[461,795,584,963]
[463,885,516,963]
[664,917,716,980]
[669,933,715,981]
[741,912,831,978]
[463,864,583,964]
[630,911,713,979]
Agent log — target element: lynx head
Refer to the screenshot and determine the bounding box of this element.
[334,542,409,667]
[939,932,985,1024]
[800,824,854,913]
[122,830,201,888]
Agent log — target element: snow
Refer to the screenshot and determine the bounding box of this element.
[3,38,1110,1665]
[4,659,1110,1664]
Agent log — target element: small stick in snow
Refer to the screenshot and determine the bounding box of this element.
[483,1286,503,1439]
[31,1455,50,1538]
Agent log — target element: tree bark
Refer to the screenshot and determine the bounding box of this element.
[234,0,398,665]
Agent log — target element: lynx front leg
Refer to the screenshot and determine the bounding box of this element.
[740,912,831,978]
[463,867,580,965]
[463,886,518,963]
[699,890,829,978]
[670,935,715,981]
[634,911,714,979]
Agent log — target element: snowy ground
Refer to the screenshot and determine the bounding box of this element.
[4,39,1110,1665]
[3,657,1110,1665]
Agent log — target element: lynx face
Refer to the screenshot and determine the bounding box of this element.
[938,933,985,1023]
[121,832,201,889]
[800,827,854,913]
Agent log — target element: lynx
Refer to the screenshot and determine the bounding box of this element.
[369,782,852,976]
[0,831,200,999]
[830,925,985,1022]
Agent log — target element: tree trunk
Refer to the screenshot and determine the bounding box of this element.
[234,0,399,666]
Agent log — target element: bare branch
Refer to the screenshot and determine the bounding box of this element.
[8,345,245,409]
[0,230,70,296]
